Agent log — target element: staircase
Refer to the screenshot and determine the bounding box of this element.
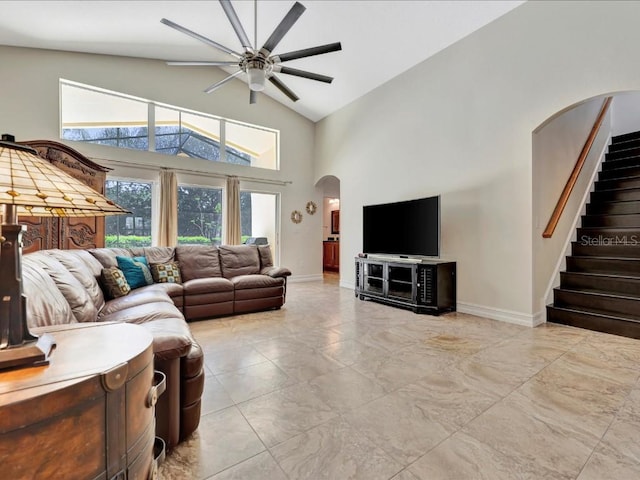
[547,130,640,339]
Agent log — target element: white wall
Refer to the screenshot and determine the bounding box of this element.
[611,92,640,136]
[532,97,611,316]
[315,1,640,324]
[0,45,320,278]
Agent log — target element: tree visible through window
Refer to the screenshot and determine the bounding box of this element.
[178,186,223,245]
[105,180,153,247]
[63,126,149,150]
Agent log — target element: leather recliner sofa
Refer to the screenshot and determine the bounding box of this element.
[22,244,291,451]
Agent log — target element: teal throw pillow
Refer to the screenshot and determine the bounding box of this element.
[116,256,153,290]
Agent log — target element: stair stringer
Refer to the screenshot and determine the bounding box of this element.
[540,134,611,319]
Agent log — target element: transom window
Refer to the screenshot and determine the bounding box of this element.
[60,80,279,170]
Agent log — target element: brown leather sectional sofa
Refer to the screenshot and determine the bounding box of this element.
[22,244,291,450]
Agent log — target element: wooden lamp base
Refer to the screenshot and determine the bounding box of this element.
[0,333,56,370]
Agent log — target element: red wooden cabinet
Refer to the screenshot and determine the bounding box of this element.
[323,241,339,271]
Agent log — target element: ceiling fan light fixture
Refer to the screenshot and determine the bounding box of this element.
[247,65,266,91]
[161,0,341,103]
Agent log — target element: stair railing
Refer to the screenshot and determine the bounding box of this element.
[543,96,613,238]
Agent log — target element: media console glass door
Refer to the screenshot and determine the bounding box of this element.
[387,263,417,302]
[363,261,385,295]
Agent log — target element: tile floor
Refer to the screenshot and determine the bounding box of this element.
[159,275,640,479]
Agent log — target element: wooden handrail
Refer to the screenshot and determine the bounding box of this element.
[542,96,612,238]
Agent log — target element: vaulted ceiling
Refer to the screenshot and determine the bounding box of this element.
[0,1,525,121]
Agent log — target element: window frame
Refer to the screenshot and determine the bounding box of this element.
[176,183,225,246]
[60,79,280,170]
[104,177,157,248]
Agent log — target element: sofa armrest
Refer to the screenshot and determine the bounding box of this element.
[139,318,193,361]
[261,266,292,278]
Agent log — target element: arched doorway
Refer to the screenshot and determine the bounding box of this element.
[316,175,340,275]
[533,91,640,336]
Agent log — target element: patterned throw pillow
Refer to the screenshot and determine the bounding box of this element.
[116,256,153,289]
[101,267,131,299]
[150,262,182,284]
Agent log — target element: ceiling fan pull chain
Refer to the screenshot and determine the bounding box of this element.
[254,0,258,53]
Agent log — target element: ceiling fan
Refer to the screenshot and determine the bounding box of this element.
[161,0,342,104]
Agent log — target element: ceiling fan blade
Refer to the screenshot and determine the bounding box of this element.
[260,2,306,56]
[166,61,240,66]
[160,18,242,59]
[250,90,258,104]
[268,75,299,102]
[219,0,253,51]
[273,42,342,63]
[273,65,333,83]
[204,70,243,94]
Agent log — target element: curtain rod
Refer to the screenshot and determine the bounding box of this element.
[92,157,292,186]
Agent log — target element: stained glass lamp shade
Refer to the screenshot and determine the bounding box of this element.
[0,137,129,370]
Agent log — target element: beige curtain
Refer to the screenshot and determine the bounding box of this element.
[158,169,178,247]
[226,176,241,245]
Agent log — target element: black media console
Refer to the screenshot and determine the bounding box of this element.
[355,256,456,315]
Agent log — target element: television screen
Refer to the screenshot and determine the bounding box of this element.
[363,196,440,257]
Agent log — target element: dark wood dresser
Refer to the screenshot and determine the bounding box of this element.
[17,140,111,254]
[0,323,164,480]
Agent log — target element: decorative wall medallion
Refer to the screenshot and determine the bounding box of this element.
[291,210,303,224]
[305,201,317,215]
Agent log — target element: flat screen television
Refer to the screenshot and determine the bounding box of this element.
[363,195,440,257]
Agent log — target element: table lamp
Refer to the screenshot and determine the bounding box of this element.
[0,134,129,370]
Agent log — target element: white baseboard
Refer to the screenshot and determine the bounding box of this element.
[288,274,323,283]
[457,302,545,327]
[340,280,355,290]
[533,309,546,326]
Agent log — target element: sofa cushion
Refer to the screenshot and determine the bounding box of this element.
[101,267,131,299]
[231,274,284,290]
[27,252,98,323]
[142,247,176,264]
[261,266,292,278]
[128,247,146,258]
[150,281,184,299]
[181,341,204,378]
[218,245,260,279]
[117,256,153,289]
[99,285,176,318]
[151,261,182,284]
[183,277,234,295]
[67,249,105,277]
[98,300,183,326]
[257,245,274,269]
[89,248,131,268]
[175,245,221,282]
[23,257,76,327]
[46,249,106,312]
[138,317,193,361]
